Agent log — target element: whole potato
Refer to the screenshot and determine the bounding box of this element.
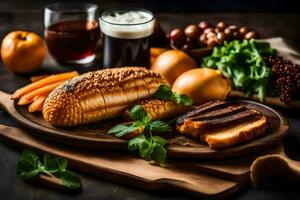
[151,50,197,85]
[172,68,231,105]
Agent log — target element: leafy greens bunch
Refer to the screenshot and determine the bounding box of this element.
[17,150,81,190]
[202,39,275,101]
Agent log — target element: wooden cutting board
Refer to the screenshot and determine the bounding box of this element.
[0,90,289,159]
[0,124,284,198]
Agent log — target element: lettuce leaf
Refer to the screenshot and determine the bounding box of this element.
[202,39,275,101]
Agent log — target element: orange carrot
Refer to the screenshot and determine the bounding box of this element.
[18,81,64,105]
[28,96,46,112]
[30,75,50,82]
[13,71,79,99]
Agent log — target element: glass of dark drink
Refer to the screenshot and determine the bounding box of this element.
[100,8,155,68]
[44,3,100,64]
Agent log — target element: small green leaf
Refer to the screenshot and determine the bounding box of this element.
[139,140,155,161]
[17,160,40,180]
[142,115,152,124]
[148,121,172,133]
[129,105,148,121]
[152,144,167,165]
[154,85,193,106]
[21,150,40,167]
[152,136,168,146]
[56,157,68,172]
[128,136,146,151]
[17,150,42,180]
[60,170,81,190]
[108,124,138,137]
[172,93,193,106]
[44,159,59,173]
[132,120,144,128]
[43,154,68,173]
[43,154,52,165]
[153,85,173,100]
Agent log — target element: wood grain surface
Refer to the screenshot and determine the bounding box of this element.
[0,123,285,198]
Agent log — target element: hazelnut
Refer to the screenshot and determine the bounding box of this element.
[244,31,257,39]
[207,37,218,47]
[198,21,211,30]
[204,27,215,34]
[184,25,201,40]
[239,26,250,36]
[216,21,227,29]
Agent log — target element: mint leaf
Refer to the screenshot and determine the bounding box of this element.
[129,105,148,121]
[17,150,81,190]
[139,140,155,161]
[148,121,172,133]
[128,136,146,151]
[172,93,193,106]
[56,157,68,172]
[17,160,40,180]
[108,124,138,137]
[21,150,40,167]
[152,143,167,164]
[17,150,42,180]
[153,85,173,99]
[60,170,81,190]
[152,136,168,146]
[44,155,68,173]
[154,85,193,106]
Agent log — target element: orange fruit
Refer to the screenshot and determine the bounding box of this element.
[1,31,47,73]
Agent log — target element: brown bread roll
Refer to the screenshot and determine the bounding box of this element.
[43,67,168,126]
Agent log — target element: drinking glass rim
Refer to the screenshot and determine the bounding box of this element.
[45,3,98,13]
[100,8,154,26]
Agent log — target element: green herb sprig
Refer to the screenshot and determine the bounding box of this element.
[108,105,171,165]
[17,150,81,190]
[153,85,193,106]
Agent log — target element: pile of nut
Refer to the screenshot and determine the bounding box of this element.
[169,21,258,50]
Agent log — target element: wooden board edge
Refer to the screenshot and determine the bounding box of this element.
[229,90,300,109]
[0,124,246,198]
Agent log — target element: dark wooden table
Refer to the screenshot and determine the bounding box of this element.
[1,11,300,200]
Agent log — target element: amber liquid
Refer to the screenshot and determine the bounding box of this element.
[45,20,100,63]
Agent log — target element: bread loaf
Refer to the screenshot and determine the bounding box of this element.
[123,99,189,121]
[43,67,168,126]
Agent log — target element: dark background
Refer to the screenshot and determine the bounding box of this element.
[0,0,300,12]
[0,0,300,200]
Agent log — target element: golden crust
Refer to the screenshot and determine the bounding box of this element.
[123,99,189,121]
[43,67,168,126]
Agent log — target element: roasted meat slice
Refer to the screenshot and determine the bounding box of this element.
[176,100,267,149]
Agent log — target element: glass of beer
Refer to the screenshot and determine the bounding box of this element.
[99,8,155,68]
[44,3,101,65]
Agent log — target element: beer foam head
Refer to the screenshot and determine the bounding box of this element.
[100,9,155,39]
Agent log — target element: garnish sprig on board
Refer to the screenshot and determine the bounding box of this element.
[17,150,81,190]
[202,39,275,101]
[108,105,172,165]
[153,85,193,106]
